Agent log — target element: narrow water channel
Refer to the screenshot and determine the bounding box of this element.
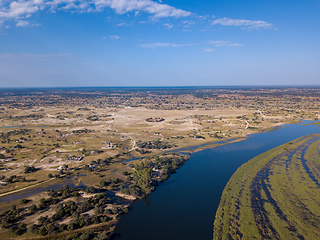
[112,121,320,240]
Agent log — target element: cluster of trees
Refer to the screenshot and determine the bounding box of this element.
[120,154,188,197]
[119,184,143,197]
[0,205,21,229]
[47,185,80,199]
[0,185,127,237]
[153,154,187,175]
[3,175,26,183]
[132,162,157,193]
[145,117,165,122]
[0,129,30,139]
[135,148,151,154]
[193,134,205,139]
[4,113,45,121]
[207,132,223,139]
[99,178,120,189]
[137,140,174,150]
[31,193,121,236]
[24,165,38,173]
[72,129,92,134]
[87,115,99,121]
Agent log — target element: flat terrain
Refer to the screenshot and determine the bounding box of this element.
[0,87,319,239]
[214,133,320,240]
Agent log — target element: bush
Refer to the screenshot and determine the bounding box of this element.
[20,198,29,204]
[39,226,47,236]
[86,186,98,193]
[27,224,38,234]
[24,166,38,173]
[29,204,37,214]
[123,208,129,214]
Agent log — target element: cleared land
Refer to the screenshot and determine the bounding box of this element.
[213,133,320,240]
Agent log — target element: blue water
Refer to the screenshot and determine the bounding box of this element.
[112,121,320,240]
[0,178,84,204]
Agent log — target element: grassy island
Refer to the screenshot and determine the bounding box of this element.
[213,133,320,240]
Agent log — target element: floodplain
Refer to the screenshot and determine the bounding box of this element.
[214,132,320,239]
[0,87,319,239]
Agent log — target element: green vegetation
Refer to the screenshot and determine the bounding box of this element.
[214,133,320,240]
[120,154,188,196]
[0,185,123,239]
[137,140,175,150]
[1,87,320,238]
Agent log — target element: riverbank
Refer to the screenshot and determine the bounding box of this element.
[0,120,314,239]
[214,133,320,239]
[111,120,320,240]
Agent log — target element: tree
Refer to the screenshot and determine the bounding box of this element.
[39,226,47,236]
[24,166,37,173]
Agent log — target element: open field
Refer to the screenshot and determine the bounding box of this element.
[213,133,320,240]
[0,87,320,239]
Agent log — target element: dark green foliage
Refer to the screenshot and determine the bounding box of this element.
[24,165,38,173]
[27,224,38,234]
[39,197,59,209]
[86,186,98,193]
[5,175,26,183]
[39,226,47,236]
[0,205,20,227]
[9,222,27,235]
[99,179,109,188]
[20,198,30,204]
[121,154,188,197]
[122,207,129,214]
[29,204,37,215]
[137,140,173,149]
[119,184,142,197]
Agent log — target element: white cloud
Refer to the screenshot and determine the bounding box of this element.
[182,20,194,25]
[0,0,40,19]
[209,40,243,47]
[16,20,29,27]
[204,48,214,52]
[0,0,192,26]
[92,0,191,18]
[164,23,173,29]
[116,22,128,27]
[102,35,120,40]
[140,40,243,49]
[109,35,120,40]
[211,17,272,29]
[140,42,194,48]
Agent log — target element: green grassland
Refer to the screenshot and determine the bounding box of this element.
[213,133,320,240]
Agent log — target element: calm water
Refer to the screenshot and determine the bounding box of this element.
[0,178,84,204]
[112,121,320,240]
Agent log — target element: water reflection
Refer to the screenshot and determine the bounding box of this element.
[143,196,151,208]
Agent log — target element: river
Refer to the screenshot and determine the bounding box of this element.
[112,121,320,240]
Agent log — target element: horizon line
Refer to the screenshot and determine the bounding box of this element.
[1,85,320,90]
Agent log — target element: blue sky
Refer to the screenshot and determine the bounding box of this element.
[0,0,319,87]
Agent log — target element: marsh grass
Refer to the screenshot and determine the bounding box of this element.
[214,134,320,240]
